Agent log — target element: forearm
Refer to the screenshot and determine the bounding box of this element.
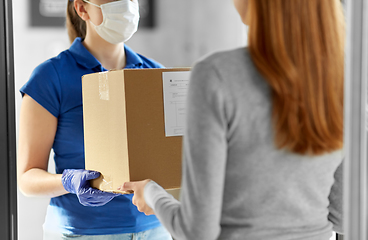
[145,182,187,238]
[145,180,222,240]
[19,168,68,198]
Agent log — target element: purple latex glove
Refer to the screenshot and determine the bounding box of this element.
[61,169,120,207]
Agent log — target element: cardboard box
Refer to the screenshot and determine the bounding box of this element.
[82,68,190,194]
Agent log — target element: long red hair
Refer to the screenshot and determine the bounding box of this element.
[248,0,345,155]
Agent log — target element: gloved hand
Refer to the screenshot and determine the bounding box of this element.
[61,169,120,207]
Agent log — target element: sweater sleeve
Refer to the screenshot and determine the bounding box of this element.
[144,60,228,240]
[328,161,343,234]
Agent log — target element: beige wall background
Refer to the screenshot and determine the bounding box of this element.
[14,1,247,239]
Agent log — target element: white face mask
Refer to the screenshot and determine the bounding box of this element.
[84,0,140,44]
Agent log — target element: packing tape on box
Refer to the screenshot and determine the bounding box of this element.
[101,175,113,190]
[98,72,110,101]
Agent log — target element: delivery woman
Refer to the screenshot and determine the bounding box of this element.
[120,0,345,239]
[17,0,172,239]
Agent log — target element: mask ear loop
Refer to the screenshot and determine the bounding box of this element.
[83,0,105,28]
[82,0,101,8]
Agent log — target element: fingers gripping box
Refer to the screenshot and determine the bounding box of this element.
[82,68,190,194]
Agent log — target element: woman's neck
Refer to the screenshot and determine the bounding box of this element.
[83,33,126,70]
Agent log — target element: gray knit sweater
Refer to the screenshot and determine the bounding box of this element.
[145,47,343,240]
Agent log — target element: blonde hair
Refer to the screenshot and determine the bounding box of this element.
[248,0,345,155]
[66,0,86,44]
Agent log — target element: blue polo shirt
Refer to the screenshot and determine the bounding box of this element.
[20,37,163,235]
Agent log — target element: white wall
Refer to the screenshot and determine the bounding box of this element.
[14,1,246,239]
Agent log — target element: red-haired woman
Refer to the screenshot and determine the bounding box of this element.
[120,0,345,239]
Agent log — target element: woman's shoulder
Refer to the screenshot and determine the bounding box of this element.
[35,48,71,67]
[191,47,269,102]
[32,49,75,76]
[137,53,164,68]
[192,47,263,86]
[194,47,252,69]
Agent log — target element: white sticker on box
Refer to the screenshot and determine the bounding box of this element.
[162,71,191,137]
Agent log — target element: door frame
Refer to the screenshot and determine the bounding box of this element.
[0,0,17,239]
[343,0,368,239]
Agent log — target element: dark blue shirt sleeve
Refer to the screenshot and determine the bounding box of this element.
[20,59,61,118]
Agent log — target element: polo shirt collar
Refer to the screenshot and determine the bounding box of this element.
[69,37,101,70]
[124,45,144,68]
[69,37,143,71]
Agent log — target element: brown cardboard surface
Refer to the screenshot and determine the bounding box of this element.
[82,68,190,194]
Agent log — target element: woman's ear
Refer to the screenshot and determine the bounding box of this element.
[244,0,251,26]
[74,0,89,21]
